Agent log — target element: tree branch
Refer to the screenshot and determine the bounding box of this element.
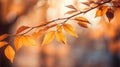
[19,0,111,35]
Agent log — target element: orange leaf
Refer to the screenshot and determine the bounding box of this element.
[63,24,78,37]
[95,6,108,17]
[32,30,44,40]
[74,17,90,24]
[0,34,9,41]
[16,26,30,34]
[77,22,88,28]
[55,31,66,44]
[65,10,77,14]
[0,41,8,48]
[95,9,102,17]
[42,31,55,45]
[4,45,15,63]
[14,36,23,51]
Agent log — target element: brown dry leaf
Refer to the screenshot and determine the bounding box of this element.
[65,10,77,14]
[74,17,90,24]
[81,2,90,6]
[55,31,66,44]
[65,5,77,10]
[4,45,15,63]
[63,24,78,37]
[16,26,30,34]
[0,34,9,41]
[95,5,109,17]
[14,36,23,51]
[0,41,8,48]
[78,22,88,28]
[42,31,55,45]
[106,8,114,22]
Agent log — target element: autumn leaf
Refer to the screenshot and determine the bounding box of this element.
[42,31,55,45]
[14,35,36,51]
[65,5,77,10]
[14,36,23,51]
[81,2,90,6]
[74,17,90,24]
[0,34,9,41]
[16,26,30,34]
[106,8,114,22]
[4,45,15,63]
[55,31,66,44]
[0,41,8,48]
[95,5,109,17]
[63,24,78,37]
[24,35,37,46]
[77,22,88,28]
[65,10,77,14]
[22,35,37,46]
[56,25,62,32]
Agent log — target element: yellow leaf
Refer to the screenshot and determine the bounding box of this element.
[22,35,37,46]
[0,41,8,48]
[63,24,78,37]
[16,26,30,34]
[32,30,44,40]
[14,36,23,51]
[55,31,66,44]
[42,31,55,45]
[0,34,9,41]
[4,45,15,63]
[56,25,62,32]
[74,17,90,23]
[24,35,37,46]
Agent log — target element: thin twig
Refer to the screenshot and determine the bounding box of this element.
[18,0,111,35]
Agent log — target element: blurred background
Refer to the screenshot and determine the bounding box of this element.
[0,0,120,67]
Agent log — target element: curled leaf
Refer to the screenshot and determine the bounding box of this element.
[0,41,8,48]
[16,26,30,34]
[63,24,78,37]
[4,45,15,63]
[0,34,9,41]
[42,31,55,45]
[55,31,66,44]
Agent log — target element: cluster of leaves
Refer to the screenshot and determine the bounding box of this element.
[0,0,119,63]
